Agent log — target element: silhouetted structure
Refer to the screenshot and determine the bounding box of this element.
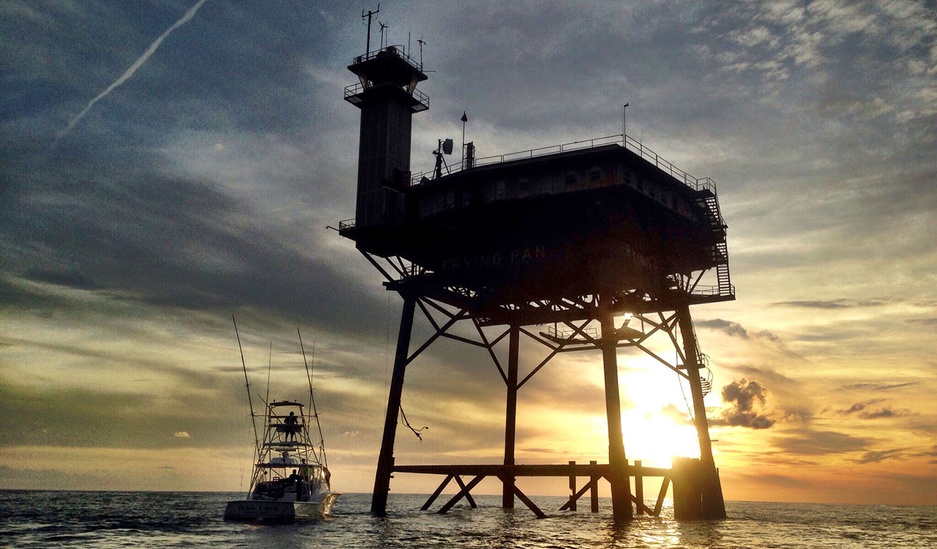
[341,25,732,520]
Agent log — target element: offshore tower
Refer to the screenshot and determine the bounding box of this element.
[341,22,731,521]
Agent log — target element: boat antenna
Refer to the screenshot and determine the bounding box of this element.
[265,340,272,409]
[298,328,328,468]
[232,315,261,471]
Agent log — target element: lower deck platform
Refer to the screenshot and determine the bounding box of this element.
[394,461,673,518]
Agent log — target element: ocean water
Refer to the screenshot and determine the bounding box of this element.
[1,490,935,548]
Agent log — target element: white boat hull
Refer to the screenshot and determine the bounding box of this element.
[224,491,339,522]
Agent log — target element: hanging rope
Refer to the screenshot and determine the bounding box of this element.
[399,404,428,441]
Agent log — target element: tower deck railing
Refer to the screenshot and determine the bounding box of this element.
[344,81,430,110]
[412,133,716,194]
[351,44,424,71]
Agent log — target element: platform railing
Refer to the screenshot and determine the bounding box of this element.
[344,80,429,110]
[623,134,716,194]
[411,133,716,194]
[351,44,423,72]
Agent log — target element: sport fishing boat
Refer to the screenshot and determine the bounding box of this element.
[224,322,339,522]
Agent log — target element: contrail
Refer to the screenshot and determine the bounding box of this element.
[54,0,210,146]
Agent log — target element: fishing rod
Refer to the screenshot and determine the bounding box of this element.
[264,340,272,413]
[232,315,261,485]
[298,328,328,469]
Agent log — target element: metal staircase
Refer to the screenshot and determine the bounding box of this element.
[696,190,734,299]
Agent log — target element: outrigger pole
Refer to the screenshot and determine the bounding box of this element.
[298,328,328,468]
[232,315,261,482]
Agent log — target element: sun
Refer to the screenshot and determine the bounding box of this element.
[621,410,701,467]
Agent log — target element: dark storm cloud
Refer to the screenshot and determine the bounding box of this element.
[712,378,776,429]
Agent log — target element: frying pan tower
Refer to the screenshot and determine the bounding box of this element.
[341,23,732,521]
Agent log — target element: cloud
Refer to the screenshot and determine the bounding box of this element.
[696,318,783,343]
[773,299,890,309]
[841,382,919,392]
[852,448,910,464]
[835,399,915,420]
[712,378,776,429]
[906,317,937,326]
[919,446,937,465]
[772,429,871,456]
[2,1,937,500]
[696,318,752,338]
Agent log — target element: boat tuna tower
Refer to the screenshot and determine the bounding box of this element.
[340,26,732,521]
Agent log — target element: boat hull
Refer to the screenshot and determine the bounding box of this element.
[224,492,339,523]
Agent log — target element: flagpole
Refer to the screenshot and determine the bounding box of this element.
[622,103,629,147]
[461,111,467,168]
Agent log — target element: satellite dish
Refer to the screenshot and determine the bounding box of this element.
[442,138,454,155]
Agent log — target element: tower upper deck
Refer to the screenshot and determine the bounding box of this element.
[344,45,429,113]
[339,22,732,322]
[340,135,734,320]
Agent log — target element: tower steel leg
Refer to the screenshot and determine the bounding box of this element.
[600,312,633,521]
[502,325,519,508]
[676,305,726,519]
[371,294,417,516]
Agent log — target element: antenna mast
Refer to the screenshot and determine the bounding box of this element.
[298,328,328,468]
[362,4,380,57]
[232,315,261,482]
[417,37,426,69]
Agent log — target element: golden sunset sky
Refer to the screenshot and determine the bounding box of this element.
[2,1,935,506]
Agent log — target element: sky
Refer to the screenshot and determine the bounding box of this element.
[1,0,936,506]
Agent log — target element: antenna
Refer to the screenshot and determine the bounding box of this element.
[417,37,426,69]
[623,102,629,145]
[298,328,328,469]
[233,315,260,494]
[433,138,453,179]
[361,4,380,57]
[264,340,272,412]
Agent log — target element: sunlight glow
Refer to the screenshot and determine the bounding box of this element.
[622,410,700,467]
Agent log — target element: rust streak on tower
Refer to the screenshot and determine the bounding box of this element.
[341,21,732,521]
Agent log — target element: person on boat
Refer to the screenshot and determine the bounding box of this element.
[284,411,298,440]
